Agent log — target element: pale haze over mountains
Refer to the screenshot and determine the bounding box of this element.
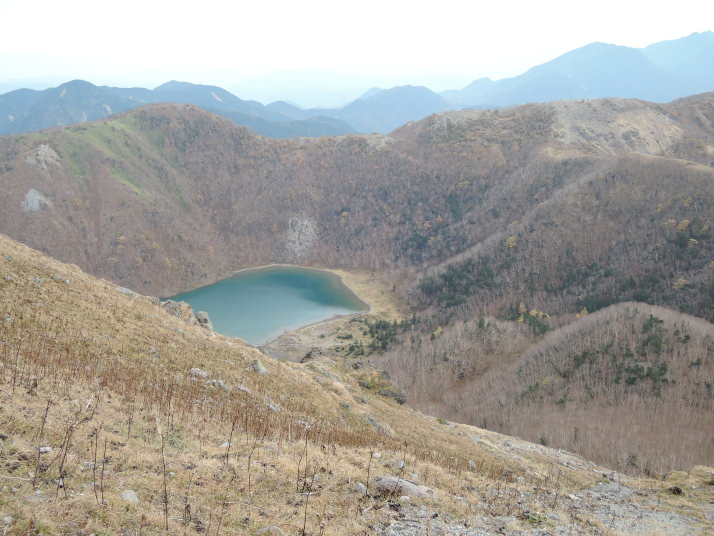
[1,31,713,136]
[1,0,712,106]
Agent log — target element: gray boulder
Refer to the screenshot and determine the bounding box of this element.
[120,489,140,503]
[253,359,267,374]
[206,379,227,390]
[116,286,137,297]
[195,311,213,331]
[378,389,407,404]
[256,527,285,536]
[372,476,438,499]
[189,367,209,379]
[364,414,393,436]
[162,299,184,317]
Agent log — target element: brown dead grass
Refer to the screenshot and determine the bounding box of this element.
[0,233,610,535]
[3,234,713,534]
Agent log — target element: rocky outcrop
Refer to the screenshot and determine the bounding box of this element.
[116,286,138,297]
[372,476,437,499]
[189,367,208,378]
[120,490,140,503]
[20,189,52,213]
[253,359,267,374]
[378,388,407,405]
[285,214,317,260]
[195,311,213,331]
[161,300,213,331]
[25,144,60,170]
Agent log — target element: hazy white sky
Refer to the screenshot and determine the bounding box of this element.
[0,0,711,105]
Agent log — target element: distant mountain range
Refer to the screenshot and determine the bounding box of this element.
[268,85,453,133]
[0,80,357,138]
[442,31,714,106]
[0,31,712,137]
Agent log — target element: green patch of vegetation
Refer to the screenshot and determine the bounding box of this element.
[111,166,143,196]
[521,381,542,400]
[419,256,495,308]
[67,118,147,168]
[527,512,546,525]
[52,136,89,181]
[639,315,668,354]
[577,294,616,313]
[624,362,669,390]
[345,340,366,356]
[364,317,416,352]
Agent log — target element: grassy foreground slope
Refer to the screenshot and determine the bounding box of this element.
[1,234,713,534]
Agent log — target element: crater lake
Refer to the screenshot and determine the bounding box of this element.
[171,266,368,345]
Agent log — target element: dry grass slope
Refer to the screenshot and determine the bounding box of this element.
[2,234,713,534]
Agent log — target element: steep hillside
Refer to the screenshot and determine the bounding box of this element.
[0,96,712,320]
[1,96,714,482]
[4,234,713,534]
[376,303,714,474]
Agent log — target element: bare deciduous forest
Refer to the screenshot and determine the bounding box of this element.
[1,94,713,476]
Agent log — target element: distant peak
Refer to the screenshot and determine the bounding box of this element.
[58,79,97,89]
[155,80,192,91]
[358,87,382,100]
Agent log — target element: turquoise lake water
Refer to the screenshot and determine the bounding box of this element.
[171,266,368,345]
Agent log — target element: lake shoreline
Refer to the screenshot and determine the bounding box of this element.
[258,267,404,361]
[173,263,402,353]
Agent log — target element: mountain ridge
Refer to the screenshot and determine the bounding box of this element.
[0,79,357,138]
[1,94,713,477]
[2,95,711,309]
[443,31,714,107]
[1,32,712,139]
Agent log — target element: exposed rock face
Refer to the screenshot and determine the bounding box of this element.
[378,388,407,405]
[25,144,60,170]
[162,299,192,320]
[162,299,212,330]
[195,310,213,331]
[115,286,137,297]
[549,98,682,154]
[285,214,317,260]
[20,189,52,213]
